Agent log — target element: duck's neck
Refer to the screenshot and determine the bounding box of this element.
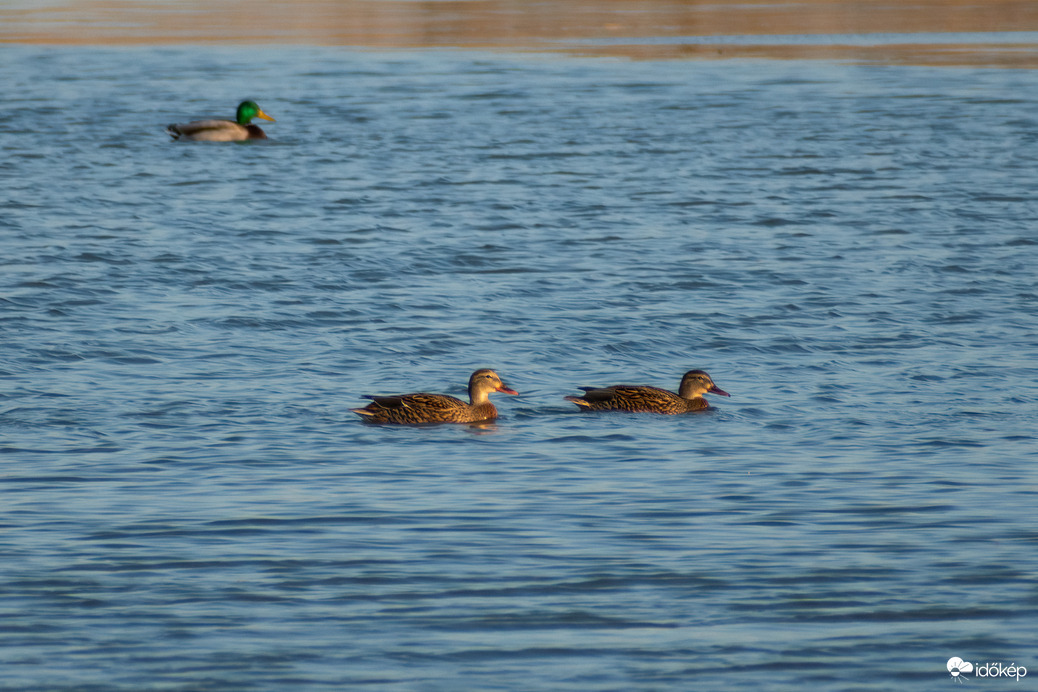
[469,386,491,406]
[678,384,705,400]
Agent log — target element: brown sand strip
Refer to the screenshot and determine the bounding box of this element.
[2,0,1038,66]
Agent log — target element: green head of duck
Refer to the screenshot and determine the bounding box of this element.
[236,100,275,125]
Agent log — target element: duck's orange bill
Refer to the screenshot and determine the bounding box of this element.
[710,385,731,397]
[497,386,519,395]
[256,109,275,122]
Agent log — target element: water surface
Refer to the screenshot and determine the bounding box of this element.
[1,46,1037,690]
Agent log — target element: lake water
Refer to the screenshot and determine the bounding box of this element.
[2,45,1037,690]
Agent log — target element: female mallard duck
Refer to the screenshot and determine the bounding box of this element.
[351,369,518,424]
[166,100,275,141]
[565,369,730,414]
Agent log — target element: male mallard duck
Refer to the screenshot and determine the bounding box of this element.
[565,369,730,414]
[351,369,518,424]
[166,100,275,141]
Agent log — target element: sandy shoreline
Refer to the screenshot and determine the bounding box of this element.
[3,0,1038,66]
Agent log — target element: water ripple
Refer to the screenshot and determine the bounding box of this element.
[1,46,1036,691]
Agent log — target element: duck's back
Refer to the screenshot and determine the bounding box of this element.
[167,120,258,142]
[571,385,690,414]
[354,393,497,424]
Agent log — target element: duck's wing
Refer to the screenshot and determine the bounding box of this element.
[362,393,465,411]
[573,386,624,403]
[597,385,686,410]
[166,119,246,141]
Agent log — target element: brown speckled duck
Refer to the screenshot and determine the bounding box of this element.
[565,369,730,414]
[351,369,518,424]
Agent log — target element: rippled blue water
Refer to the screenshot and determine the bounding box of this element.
[2,45,1037,690]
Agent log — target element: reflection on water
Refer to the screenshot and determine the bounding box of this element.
[3,0,1038,66]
